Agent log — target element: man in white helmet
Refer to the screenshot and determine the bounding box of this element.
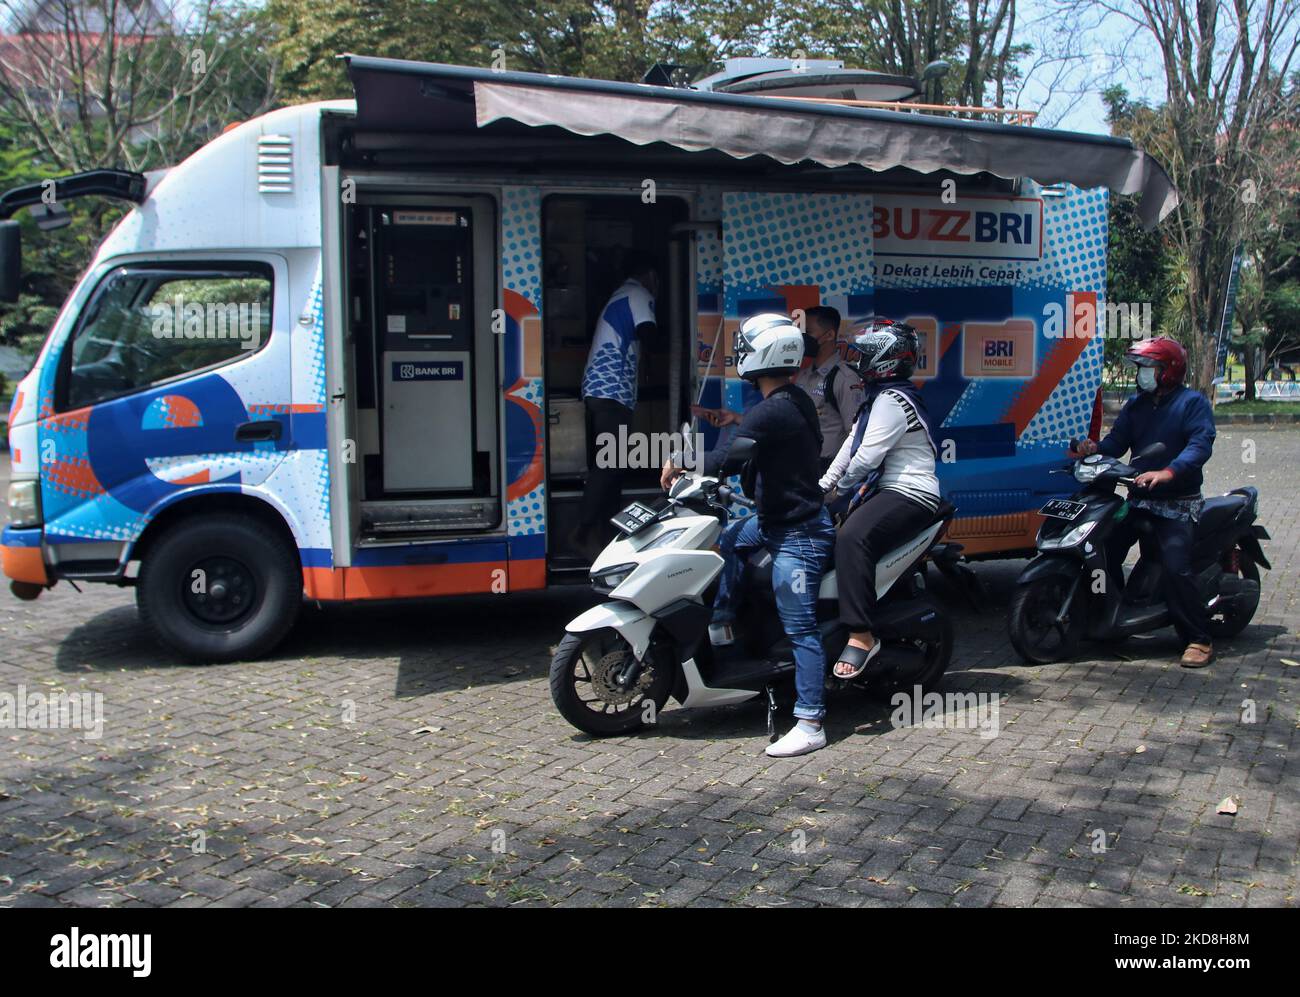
[693,306,860,472]
[661,313,836,757]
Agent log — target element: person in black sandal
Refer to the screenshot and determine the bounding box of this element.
[821,320,941,680]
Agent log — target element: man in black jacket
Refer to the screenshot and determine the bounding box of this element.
[662,314,835,757]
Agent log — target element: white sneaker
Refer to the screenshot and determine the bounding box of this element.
[708,623,735,647]
[765,723,827,757]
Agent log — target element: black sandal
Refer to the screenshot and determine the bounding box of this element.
[833,640,881,680]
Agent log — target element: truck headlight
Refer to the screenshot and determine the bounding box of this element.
[1038,519,1096,550]
[6,479,41,528]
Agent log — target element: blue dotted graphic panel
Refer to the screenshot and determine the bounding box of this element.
[723,192,873,313]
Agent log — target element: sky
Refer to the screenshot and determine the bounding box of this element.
[1012,0,1169,135]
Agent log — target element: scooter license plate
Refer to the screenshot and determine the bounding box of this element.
[611,502,658,536]
[1040,499,1087,521]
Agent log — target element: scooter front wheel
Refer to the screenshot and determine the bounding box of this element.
[550,628,675,736]
[1008,574,1085,663]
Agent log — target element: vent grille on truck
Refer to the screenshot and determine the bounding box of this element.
[257,135,293,193]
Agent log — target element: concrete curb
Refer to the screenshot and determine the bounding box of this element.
[1213,413,1300,425]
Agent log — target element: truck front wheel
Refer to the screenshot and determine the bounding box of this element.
[136,513,301,662]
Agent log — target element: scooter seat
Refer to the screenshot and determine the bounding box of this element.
[1196,493,1248,537]
[928,500,956,526]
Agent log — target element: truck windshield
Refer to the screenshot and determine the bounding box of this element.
[63,266,272,410]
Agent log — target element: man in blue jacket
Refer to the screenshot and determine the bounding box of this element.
[1072,336,1217,667]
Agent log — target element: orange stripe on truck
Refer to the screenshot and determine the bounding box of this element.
[302,559,547,601]
[946,512,1043,556]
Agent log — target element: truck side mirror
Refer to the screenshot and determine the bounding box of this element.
[720,435,755,475]
[31,202,71,232]
[0,221,19,303]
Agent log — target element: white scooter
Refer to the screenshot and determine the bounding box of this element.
[550,439,968,737]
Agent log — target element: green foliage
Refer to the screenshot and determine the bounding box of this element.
[262,0,1026,102]
[261,0,468,100]
[1106,190,1174,370]
[261,0,787,99]
[1105,80,1300,387]
[0,120,118,353]
[765,0,1030,105]
[0,1,277,352]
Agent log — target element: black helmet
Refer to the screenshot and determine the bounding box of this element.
[846,319,920,382]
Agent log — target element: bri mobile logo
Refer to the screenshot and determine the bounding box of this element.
[872,194,1044,262]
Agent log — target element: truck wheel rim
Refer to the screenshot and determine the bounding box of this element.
[182,556,258,626]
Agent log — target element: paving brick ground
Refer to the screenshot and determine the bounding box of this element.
[1,428,1296,907]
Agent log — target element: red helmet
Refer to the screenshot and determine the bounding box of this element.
[1125,336,1187,389]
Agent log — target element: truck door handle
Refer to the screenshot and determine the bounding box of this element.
[235,420,282,442]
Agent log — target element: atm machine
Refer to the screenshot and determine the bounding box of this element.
[374,207,475,493]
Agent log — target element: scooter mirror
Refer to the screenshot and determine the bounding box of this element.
[678,421,695,466]
[720,435,756,475]
[1133,442,1167,464]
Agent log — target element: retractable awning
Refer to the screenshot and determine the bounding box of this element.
[344,55,1178,228]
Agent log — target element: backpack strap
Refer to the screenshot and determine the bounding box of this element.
[823,363,839,401]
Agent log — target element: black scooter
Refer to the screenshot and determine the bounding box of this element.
[1007,442,1270,663]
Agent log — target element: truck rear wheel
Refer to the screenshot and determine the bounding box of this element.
[136,513,301,662]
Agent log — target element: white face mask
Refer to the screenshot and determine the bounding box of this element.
[1137,366,1159,393]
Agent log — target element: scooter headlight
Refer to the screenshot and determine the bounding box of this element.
[1073,455,1106,483]
[590,562,637,593]
[1038,519,1097,550]
[640,528,686,552]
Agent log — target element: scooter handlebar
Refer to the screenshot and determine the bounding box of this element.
[716,484,756,509]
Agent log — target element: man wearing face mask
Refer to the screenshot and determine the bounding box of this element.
[1071,337,1217,667]
[795,306,863,473]
[691,307,862,474]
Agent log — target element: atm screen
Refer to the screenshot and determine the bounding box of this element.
[376,207,472,346]
[386,233,462,289]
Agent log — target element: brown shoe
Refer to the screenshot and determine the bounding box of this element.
[1180,643,1214,668]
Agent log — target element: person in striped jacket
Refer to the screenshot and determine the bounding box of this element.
[820,320,942,680]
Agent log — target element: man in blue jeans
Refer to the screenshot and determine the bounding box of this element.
[662,313,835,756]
